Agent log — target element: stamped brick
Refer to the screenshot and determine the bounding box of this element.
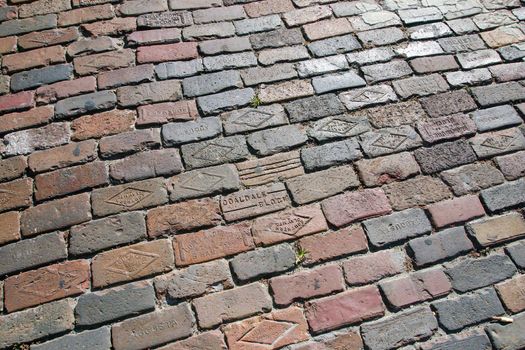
[339,84,398,111]
[137,100,198,126]
[496,274,525,313]
[393,73,449,98]
[360,125,423,158]
[383,176,452,210]
[158,331,227,350]
[82,17,137,36]
[363,100,427,128]
[417,114,476,144]
[470,128,525,158]
[162,118,222,146]
[247,125,308,156]
[181,135,250,169]
[18,27,79,50]
[71,109,136,141]
[197,88,254,115]
[117,80,182,107]
[236,151,304,187]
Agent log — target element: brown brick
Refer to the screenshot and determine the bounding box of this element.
[2,45,65,73]
[18,0,71,18]
[303,18,353,40]
[71,109,136,141]
[356,152,421,187]
[236,151,304,187]
[0,36,17,54]
[0,178,32,213]
[117,80,182,107]
[244,0,294,17]
[136,100,198,126]
[28,140,97,174]
[0,212,20,246]
[92,239,174,288]
[343,250,406,286]
[35,76,96,104]
[0,106,53,135]
[127,28,182,46]
[20,193,91,237]
[296,331,363,350]
[74,49,135,75]
[35,162,108,201]
[99,128,161,158]
[410,55,459,73]
[0,91,34,114]
[0,156,27,182]
[173,222,254,266]
[98,64,155,89]
[427,195,485,229]
[468,212,525,247]
[137,42,199,63]
[18,27,79,50]
[147,198,221,237]
[159,331,227,350]
[4,260,90,312]
[58,4,114,26]
[383,176,453,210]
[299,226,368,265]
[496,274,525,313]
[82,17,137,37]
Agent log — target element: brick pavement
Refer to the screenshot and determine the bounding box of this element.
[0,0,525,349]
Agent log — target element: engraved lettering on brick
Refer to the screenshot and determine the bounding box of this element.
[139,12,192,27]
[420,116,472,140]
[267,213,313,236]
[239,320,297,346]
[221,188,288,214]
[105,188,153,207]
[238,154,302,186]
[348,89,387,103]
[232,110,274,128]
[180,172,224,193]
[19,268,85,298]
[131,319,179,338]
[106,249,159,277]
[318,119,357,134]
[480,135,516,150]
[371,133,408,149]
[192,142,235,161]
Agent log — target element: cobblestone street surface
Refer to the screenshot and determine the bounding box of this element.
[1,0,525,349]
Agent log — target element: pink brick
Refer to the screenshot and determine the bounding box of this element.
[36,77,96,104]
[321,188,392,227]
[343,250,406,286]
[137,42,199,63]
[270,265,345,306]
[427,195,485,229]
[0,91,34,114]
[98,64,155,89]
[2,45,65,73]
[127,28,182,46]
[136,100,198,126]
[0,37,17,54]
[244,0,294,17]
[0,106,53,134]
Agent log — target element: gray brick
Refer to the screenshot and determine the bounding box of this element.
[307,115,371,142]
[421,333,492,350]
[308,34,361,57]
[471,105,522,132]
[11,64,73,92]
[471,82,525,106]
[364,100,427,128]
[0,6,16,22]
[445,253,517,293]
[470,128,525,158]
[67,36,123,58]
[69,212,147,256]
[393,74,449,98]
[395,41,444,58]
[117,80,182,107]
[356,27,405,46]
[339,84,398,110]
[76,282,155,326]
[349,11,401,31]
[235,14,282,34]
[181,135,249,169]
[506,241,525,269]
[203,52,257,71]
[364,208,432,248]
[283,5,332,27]
[433,288,505,332]
[285,94,345,123]
[199,36,251,55]
[170,0,221,9]
[457,49,501,69]
[489,61,525,82]
[347,47,395,65]
[231,244,295,281]
[193,5,246,24]
[0,76,9,95]
[183,22,236,40]
[241,63,297,86]
[409,22,452,40]
[312,71,366,94]
[162,117,222,145]
[137,11,193,28]
[362,60,413,84]
[0,123,70,157]
[399,7,443,24]
[445,68,492,87]
[296,55,348,78]
[301,138,362,172]
[0,299,74,348]
[440,163,505,196]
[250,28,303,50]
[183,70,241,97]
[31,327,111,350]
[247,125,307,156]
[221,104,288,135]
[486,312,525,350]
[118,0,166,15]
[362,307,438,350]
[438,34,486,52]
[498,43,525,61]
[259,45,309,65]
[414,140,477,174]
[481,179,525,213]
[0,14,57,37]
[496,151,525,181]
[446,17,478,35]
[420,90,477,117]
[408,227,474,267]
[168,164,240,201]
[360,126,423,158]
[99,129,161,158]
[197,88,254,115]
[155,59,203,79]
[331,1,381,16]
[0,231,67,276]
[55,91,116,119]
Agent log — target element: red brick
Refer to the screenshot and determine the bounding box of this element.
[270,264,345,306]
[0,106,53,135]
[58,4,114,26]
[0,91,34,114]
[0,36,17,54]
[2,45,66,73]
[99,128,161,158]
[82,17,137,37]
[0,156,27,182]
[18,27,79,50]
[343,250,406,286]
[496,274,525,313]
[136,100,198,126]
[298,225,368,265]
[147,198,222,237]
[379,268,452,309]
[4,260,90,312]
[0,178,33,213]
[0,211,20,245]
[321,188,392,227]
[71,109,136,141]
[137,42,199,64]
[35,76,96,104]
[98,64,155,89]
[160,331,227,350]
[224,307,309,349]
[305,286,385,333]
[244,0,294,17]
[173,222,254,266]
[34,162,108,201]
[92,239,174,288]
[127,28,182,46]
[427,195,485,229]
[74,49,135,75]
[28,140,97,173]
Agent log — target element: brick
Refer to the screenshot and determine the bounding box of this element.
[4,260,89,312]
[92,239,174,288]
[356,152,420,187]
[11,63,74,92]
[456,49,501,69]
[237,151,304,187]
[339,84,398,110]
[183,70,241,98]
[358,26,405,45]
[258,79,314,103]
[0,212,20,246]
[99,128,161,158]
[283,5,332,27]
[36,76,97,104]
[137,11,192,28]
[0,6,16,21]
[154,259,233,299]
[433,287,505,332]
[440,163,504,196]
[234,14,282,35]
[417,115,476,144]
[110,149,183,183]
[307,114,371,142]
[245,0,294,17]
[361,307,438,350]
[304,18,353,41]
[55,91,117,119]
[224,307,308,350]
[362,60,413,84]
[496,151,525,180]
[181,135,250,169]
[170,0,221,9]
[1,123,69,157]
[360,125,423,158]
[296,331,364,350]
[137,100,198,126]
[0,36,16,54]
[480,24,525,48]
[18,27,79,50]
[32,327,111,350]
[364,100,427,129]
[301,139,362,172]
[200,36,251,55]
[159,331,227,350]
[419,332,492,350]
[312,71,367,94]
[127,28,181,46]
[173,222,254,266]
[350,10,401,30]
[58,4,114,26]
[469,212,525,247]
[308,34,361,57]
[184,22,236,41]
[271,265,345,306]
[91,178,167,217]
[380,268,451,309]
[0,178,32,213]
[427,195,485,228]
[71,109,136,141]
[414,140,477,174]
[420,90,477,117]
[471,105,522,133]
[299,226,368,265]
[231,244,295,281]
[0,91,34,114]
[348,47,396,66]
[393,73,449,98]
[0,156,26,183]
[203,52,257,71]
[156,59,203,79]
[445,68,492,87]
[67,36,123,57]
[486,312,525,350]
[247,125,307,156]
[305,286,385,333]
[118,0,167,15]
[0,106,53,134]
[410,55,459,73]
[117,80,182,107]
[0,231,67,276]
[395,40,444,58]
[70,212,146,256]
[383,176,452,210]
[197,88,254,115]
[481,179,525,212]
[259,45,310,66]
[471,82,525,106]
[27,140,95,174]
[0,299,74,348]
[98,64,155,89]
[193,5,245,24]
[0,14,57,37]
[137,42,198,63]
[83,17,137,36]
[285,94,345,123]
[112,303,193,350]
[193,282,272,328]
[74,49,134,75]
[496,274,525,313]
[3,45,65,73]
[408,226,474,267]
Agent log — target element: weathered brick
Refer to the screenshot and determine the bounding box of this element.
[481,179,525,212]
[247,125,307,156]
[305,286,385,333]
[0,91,34,114]
[67,36,123,57]
[0,156,26,183]
[127,28,181,46]
[356,152,420,187]
[304,18,353,41]
[259,45,310,66]
[137,42,198,63]
[182,70,241,98]
[0,36,17,54]
[71,109,136,141]
[181,135,249,169]
[83,17,137,36]
[36,76,97,104]
[99,128,161,158]
[0,178,32,213]
[245,0,294,17]
[117,80,182,107]
[393,73,449,98]
[445,68,492,87]
[285,94,345,123]
[234,14,282,35]
[200,36,251,55]
[137,100,197,126]
[417,114,476,144]
[203,52,257,71]
[193,5,245,24]
[193,282,272,328]
[1,123,70,157]
[197,88,254,115]
[259,79,314,103]
[11,64,73,93]
[308,33,361,57]
[486,312,525,350]
[28,140,95,174]
[110,149,183,183]
[173,222,254,266]
[340,84,398,110]
[410,55,459,73]
[480,24,525,48]
[3,45,65,73]
[420,90,477,117]
[73,49,134,75]
[231,244,295,281]
[163,118,221,146]
[32,327,111,350]
[18,27,79,50]
[468,212,525,247]
[427,195,485,228]
[307,114,371,142]
[414,140,477,174]
[118,0,167,15]
[419,332,492,350]
[0,212,20,246]
[159,330,227,350]
[496,151,525,180]
[383,176,452,210]
[471,82,525,106]
[496,274,525,313]
[170,0,221,10]
[0,14,57,38]
[360,125,423,158]
[0,106,53,135]
[457,49,502,69]
[440,163,504,196]
[98,64,155,89]
[472,105,522,133]
[55,91,117,119]
[58,4,114,27]
[4,260,89,312]
[301,139,362,171]
[236,151,303,187]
